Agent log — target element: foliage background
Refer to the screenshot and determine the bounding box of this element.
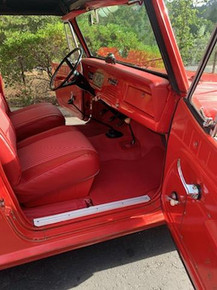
[0,0,216,106]
[0,17,66,105]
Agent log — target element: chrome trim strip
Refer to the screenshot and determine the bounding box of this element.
[33,195,150,227]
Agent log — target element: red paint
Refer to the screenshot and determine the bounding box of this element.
[0,1,216,289]
[162,99,217,289]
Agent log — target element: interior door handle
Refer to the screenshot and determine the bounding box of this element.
[177,159,200,200]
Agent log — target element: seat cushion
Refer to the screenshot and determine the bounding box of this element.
[9,103,65,141]
[15,126,100,207]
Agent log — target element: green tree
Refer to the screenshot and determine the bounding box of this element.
[0,16,66,86]
[166,0,214,66]
[200,0,217,23]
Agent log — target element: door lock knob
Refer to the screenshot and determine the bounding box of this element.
[168,192,179,206]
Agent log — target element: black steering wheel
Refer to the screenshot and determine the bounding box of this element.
[50,47,83,91]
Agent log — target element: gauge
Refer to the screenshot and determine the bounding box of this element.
[93,72,104,88]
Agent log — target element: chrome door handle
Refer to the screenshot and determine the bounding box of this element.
[177,159,200,200]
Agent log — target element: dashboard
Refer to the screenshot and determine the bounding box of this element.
[82,58,178,134]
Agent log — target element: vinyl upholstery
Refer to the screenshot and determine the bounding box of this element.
[16,126,99,207]
[10,103,65,141]
[0,107,99,207]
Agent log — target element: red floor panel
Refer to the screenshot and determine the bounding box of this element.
[85,120,166,205]
[90,146,165,205]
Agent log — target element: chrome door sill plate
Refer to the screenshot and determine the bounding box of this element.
[33,195,150,227]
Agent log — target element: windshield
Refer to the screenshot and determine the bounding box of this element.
[76,3,166,74]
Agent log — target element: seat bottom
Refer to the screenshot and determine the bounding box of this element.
[14,126,100,207]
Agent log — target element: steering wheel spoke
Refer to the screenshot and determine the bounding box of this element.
[62,70,76,86]
[65,57,75,70]
[50,48,83,91]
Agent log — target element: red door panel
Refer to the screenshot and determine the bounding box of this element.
[52,63,84,119]
[162,99,217,289]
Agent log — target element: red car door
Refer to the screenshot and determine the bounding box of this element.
[162,27,217,289]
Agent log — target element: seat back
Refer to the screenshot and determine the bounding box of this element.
[0,107,21,185]
[0,75,10,114]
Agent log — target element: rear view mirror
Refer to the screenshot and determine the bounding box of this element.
[88,10,99,26]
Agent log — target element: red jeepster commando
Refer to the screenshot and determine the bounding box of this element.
[0,0,217,288]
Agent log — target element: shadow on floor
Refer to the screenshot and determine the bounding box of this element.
[0,226,177,290]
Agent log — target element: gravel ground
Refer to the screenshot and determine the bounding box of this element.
[0,113,193,290]
[0,226,193,290]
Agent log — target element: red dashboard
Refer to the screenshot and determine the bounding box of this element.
[54,58,180,134]
[82,58,179,133]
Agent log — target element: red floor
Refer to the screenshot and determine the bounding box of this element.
[90,146,165,205]
[85,120,166,205]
